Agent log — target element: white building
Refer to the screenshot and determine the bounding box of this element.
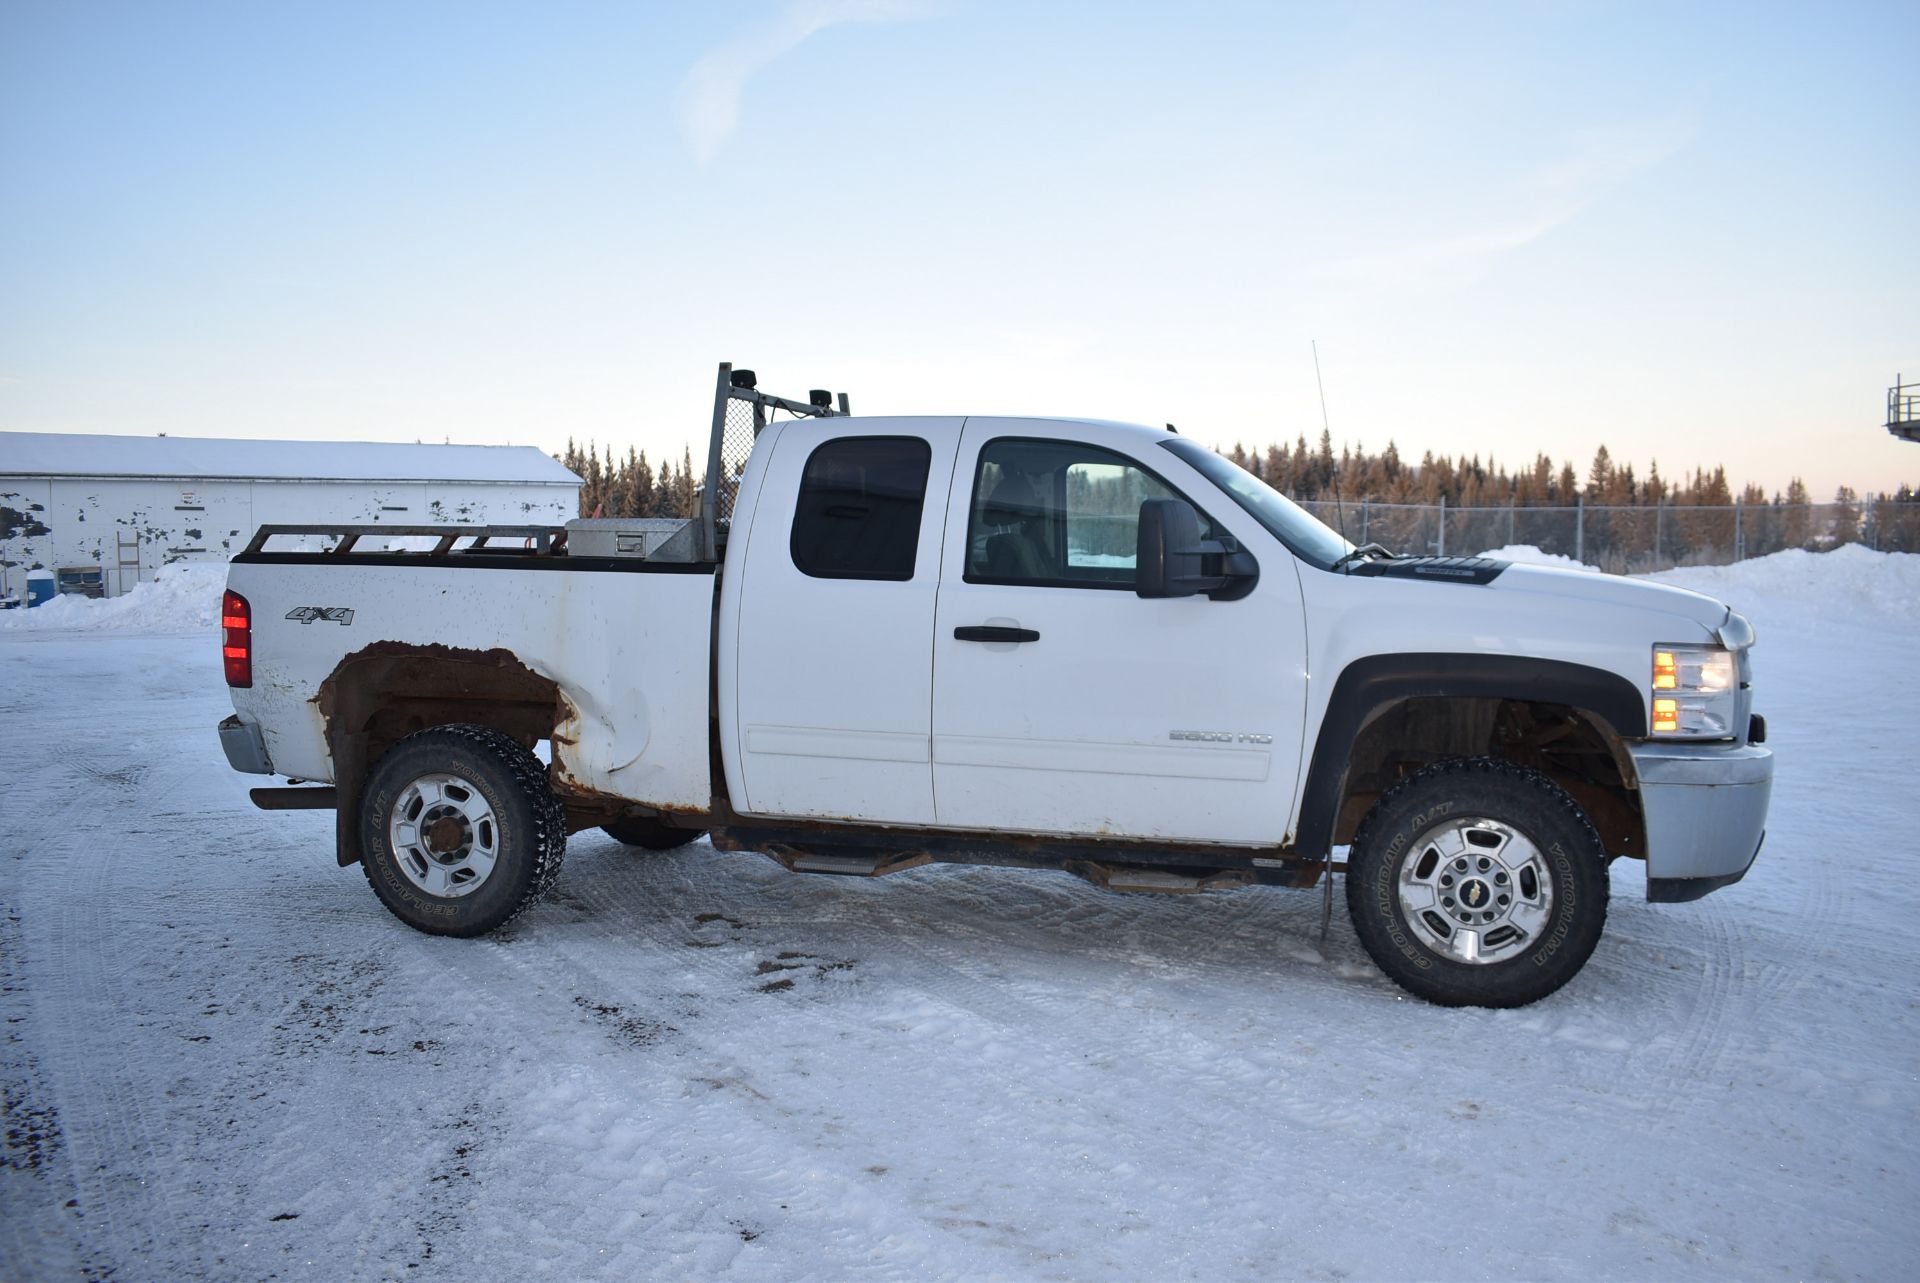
[1,432,581,599]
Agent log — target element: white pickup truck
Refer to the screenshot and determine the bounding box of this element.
[217,365,1772,1007]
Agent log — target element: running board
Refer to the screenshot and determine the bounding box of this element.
[759,846,934,878]
[1066,861,1258,894]
[708,825,1328,890]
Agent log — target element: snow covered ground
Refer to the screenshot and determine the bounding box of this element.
[2,549,1916,1282]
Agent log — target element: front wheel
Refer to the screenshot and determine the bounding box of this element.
[1345,758,1609,1008]
[359,724,566,936]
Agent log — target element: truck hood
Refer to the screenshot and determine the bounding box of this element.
[1490,562,1730,634]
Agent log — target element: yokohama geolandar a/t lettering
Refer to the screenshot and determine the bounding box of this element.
[216,363,1774,1008]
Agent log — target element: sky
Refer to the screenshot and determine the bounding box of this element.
[2,0,1915,498]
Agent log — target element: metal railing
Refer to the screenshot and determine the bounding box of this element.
[1890,374,1920,443]
[241,524,565,556]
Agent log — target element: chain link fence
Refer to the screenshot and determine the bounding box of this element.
[1293,496,1920,573]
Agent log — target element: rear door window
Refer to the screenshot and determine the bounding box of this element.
[789,436,933,581]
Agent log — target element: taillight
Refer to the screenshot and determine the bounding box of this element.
[222,589,252,688]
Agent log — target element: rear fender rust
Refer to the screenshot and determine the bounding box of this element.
[315,641,569,866]
[315,640,566,745]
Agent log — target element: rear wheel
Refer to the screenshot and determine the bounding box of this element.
[1345,757,1609,1007]
[359,725,565,936]
[600,814,704,851]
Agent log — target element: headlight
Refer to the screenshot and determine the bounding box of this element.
[1651,644,1737,738]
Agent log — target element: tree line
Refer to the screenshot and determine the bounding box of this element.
[555,431,1918,558]
[1215,431,1919,560]
[1219,430,1849,511]
[557,440,699,519]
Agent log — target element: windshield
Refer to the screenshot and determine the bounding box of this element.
[1161,438,1352,570]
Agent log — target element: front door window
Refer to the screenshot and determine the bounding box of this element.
[964,438,1218,590]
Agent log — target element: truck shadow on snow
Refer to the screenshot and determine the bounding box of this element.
[517,832,1699,1017]
[518,834,1403,997]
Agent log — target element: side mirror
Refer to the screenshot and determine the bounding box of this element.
[1137,498,1204,598]
[1136,498,1259,599]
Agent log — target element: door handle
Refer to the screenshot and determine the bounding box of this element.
[954,625,1040,644]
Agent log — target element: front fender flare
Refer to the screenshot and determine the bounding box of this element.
[1292,652,1645,856]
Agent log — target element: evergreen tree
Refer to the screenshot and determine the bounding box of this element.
[1264,443,1288,491]
[1586,445,1613,499]
[653,458,678,517]
[678,445,697,518]
[1832,485,1860,544]
[633,450,655,518]
[1784,478,1811,546]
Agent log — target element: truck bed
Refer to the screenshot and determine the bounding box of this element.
[225,542,716,814]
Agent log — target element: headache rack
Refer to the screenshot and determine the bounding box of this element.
[701,362,851,559]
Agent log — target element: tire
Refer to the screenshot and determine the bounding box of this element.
[1344,757,1609,1008]
[600,814,705,851]
[358,724,566,937]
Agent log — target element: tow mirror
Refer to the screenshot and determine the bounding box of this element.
[1137,498,1204,598]
[1135,498,1259,600]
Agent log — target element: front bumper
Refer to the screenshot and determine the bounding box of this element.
[1629,739,1773,902]
[219,714,274,775]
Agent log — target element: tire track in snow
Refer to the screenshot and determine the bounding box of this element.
[24,747,200,1278]
[639,867,1571,1279]
[1751,847,1847,1008]
[522,850,1523,1272]
[271,854,879,1279]
[428,918,962,1281]
[1,647,161,1278]
[600,857,1718,1271]
[440,852,1231,1276]
[0,904,88,1282]
[1636,897,1747,1125]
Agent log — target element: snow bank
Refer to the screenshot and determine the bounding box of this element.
[0,562,226,633]
[1477,543,1599,571]
[1645,543,1919,621]
[1478,542,1919,622]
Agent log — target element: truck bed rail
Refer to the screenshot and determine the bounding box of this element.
[241,524,568,557]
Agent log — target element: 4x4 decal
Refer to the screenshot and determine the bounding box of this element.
[286,606,355,626]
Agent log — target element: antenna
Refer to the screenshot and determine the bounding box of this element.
[1312,340,1350,544]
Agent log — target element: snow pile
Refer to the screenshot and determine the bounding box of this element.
[1645,543,1919,621]
[1478,543,1599,571]
[1478,542,1919,622]
[0,562,226,633]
